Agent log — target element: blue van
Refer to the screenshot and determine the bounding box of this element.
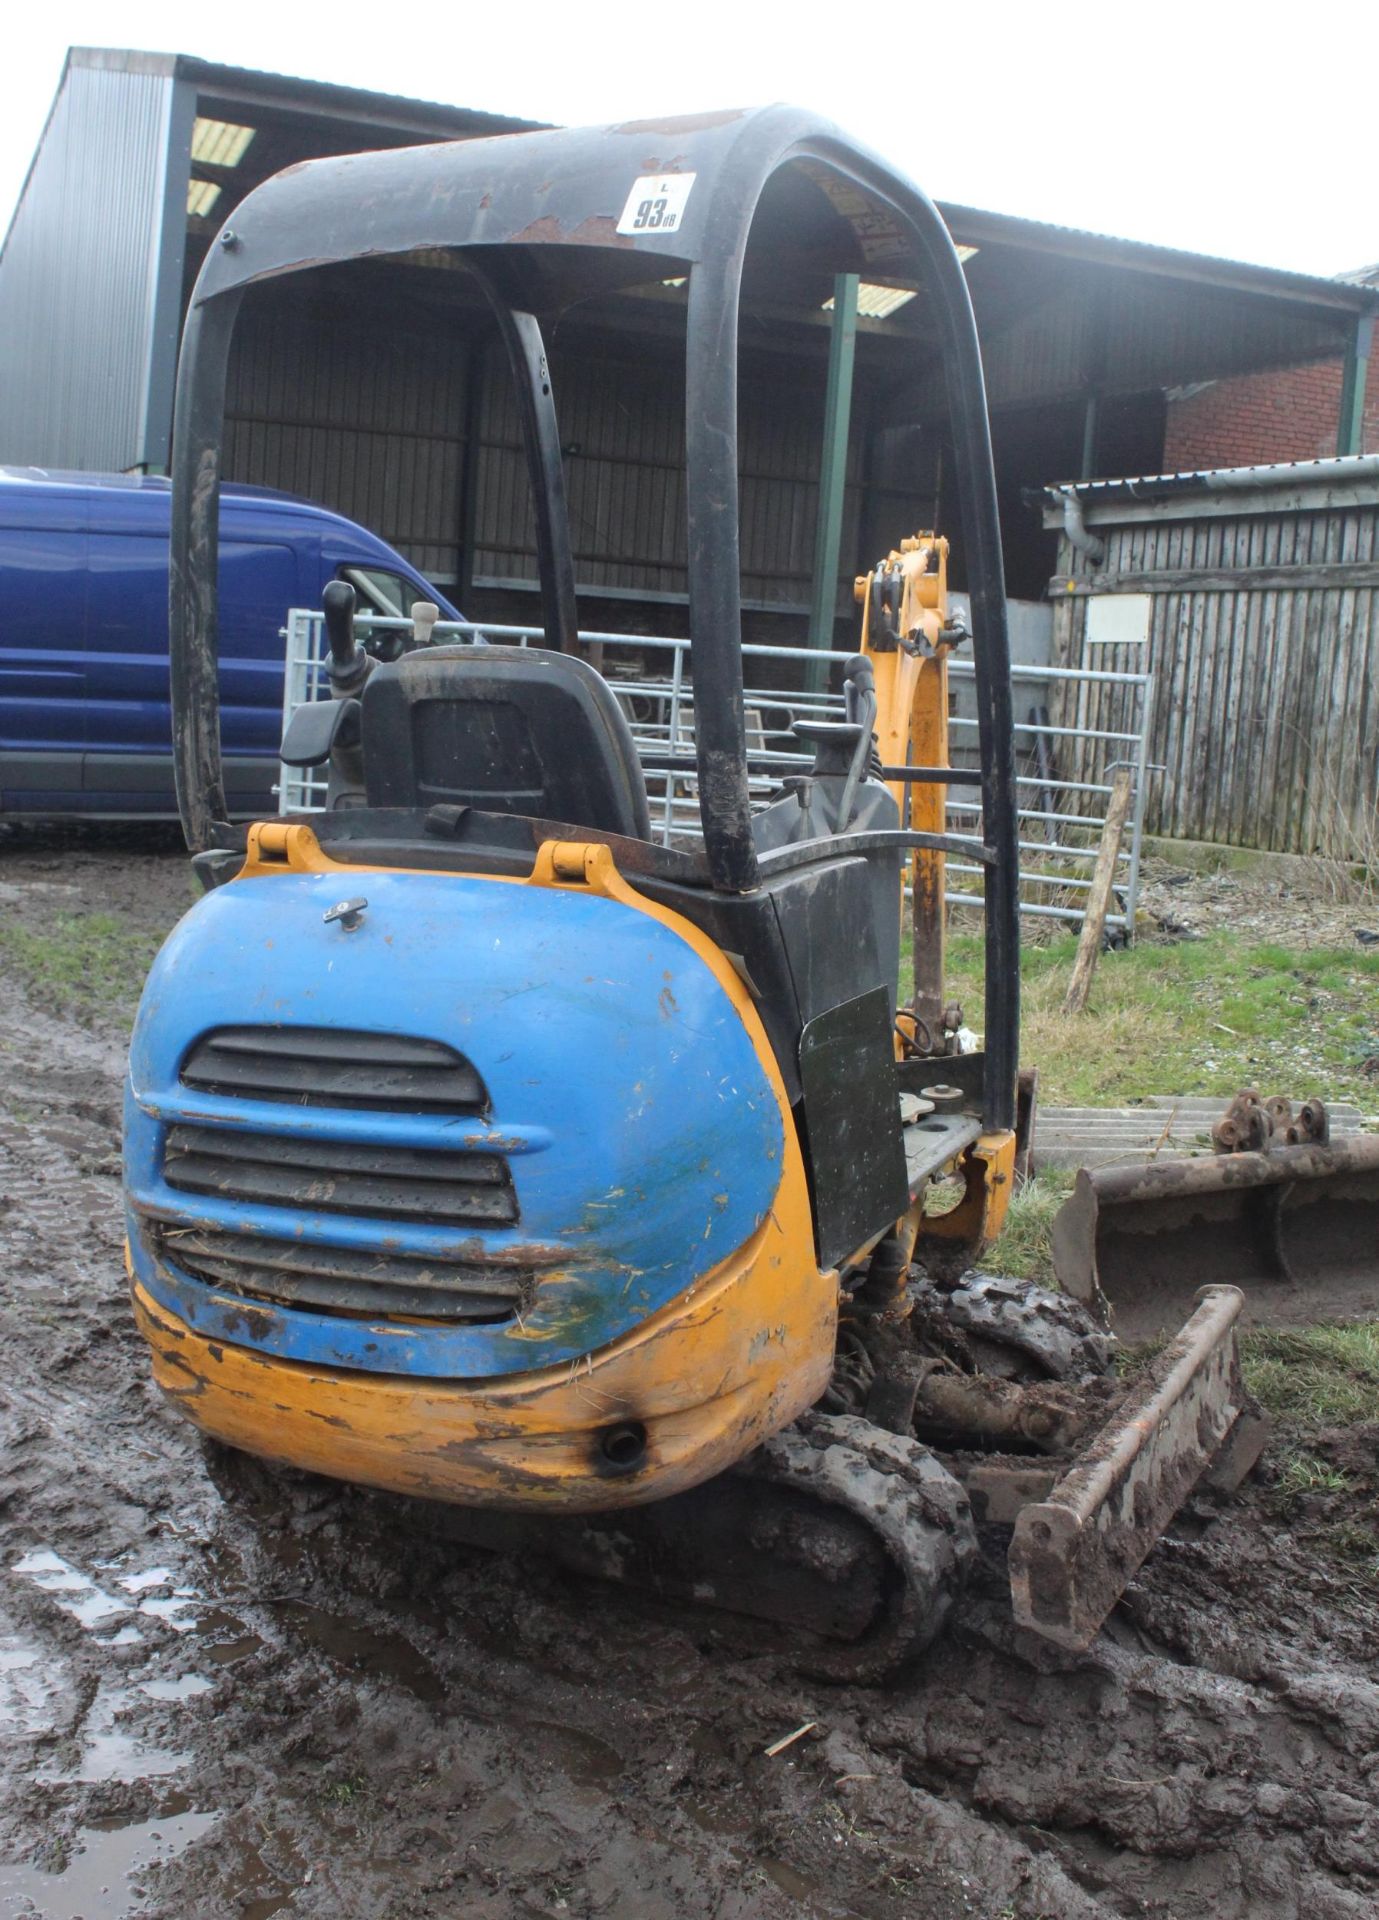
[0,469,459,818]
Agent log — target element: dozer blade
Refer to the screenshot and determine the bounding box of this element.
[1008,1283,1265,1651]
[1050,1136,1379,1342]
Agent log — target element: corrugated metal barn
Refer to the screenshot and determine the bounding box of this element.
[1042,459,1379,856]
[3,47,1378,648]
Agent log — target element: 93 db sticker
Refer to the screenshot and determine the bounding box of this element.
[616,173,697,237]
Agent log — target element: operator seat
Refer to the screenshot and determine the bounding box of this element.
[360,646,652,840]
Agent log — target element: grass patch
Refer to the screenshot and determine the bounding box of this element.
[973,1169,1073,1286]
[939,929,1379,1110]
[1273,1452,1352,1502]
[1324,1518,1379,1569]
[1241,1322,1379,1426]
[1241,1324,1379,1560]
[0,911,167,1024]
[1266,1444,1377,1562]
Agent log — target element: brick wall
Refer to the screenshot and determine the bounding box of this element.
[1163,358,1379,471]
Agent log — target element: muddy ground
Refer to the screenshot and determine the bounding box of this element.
[3,830,1379,1920]
[1137,854,1377,951]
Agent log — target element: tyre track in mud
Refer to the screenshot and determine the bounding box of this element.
[2,837,1379,1920]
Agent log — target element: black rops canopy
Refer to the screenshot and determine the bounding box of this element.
[192,109,936,305]
[170,105,1019,1128]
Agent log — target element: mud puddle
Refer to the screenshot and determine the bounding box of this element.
[0,1802,221,1919]
[3,834,1379,1918]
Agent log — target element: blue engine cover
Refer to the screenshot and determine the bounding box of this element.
[124,866,786,1377]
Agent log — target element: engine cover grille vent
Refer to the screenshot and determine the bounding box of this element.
[153,1225,530,1324]
[163,1124,517,1228]
[179,1026,487,1115]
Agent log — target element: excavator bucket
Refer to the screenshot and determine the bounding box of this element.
[1051,1135,1379,1342]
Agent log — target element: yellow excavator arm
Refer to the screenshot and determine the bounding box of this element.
[855,535,970,1047]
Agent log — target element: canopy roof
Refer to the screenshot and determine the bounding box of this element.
[190,106,953,313]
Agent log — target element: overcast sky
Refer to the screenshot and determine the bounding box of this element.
[3,2,1374,280]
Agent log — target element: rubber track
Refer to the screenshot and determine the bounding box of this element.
[937,1273,1116,1380]
[740,1410,977,1680]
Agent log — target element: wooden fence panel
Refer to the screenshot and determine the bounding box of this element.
[1048,481,1379,855]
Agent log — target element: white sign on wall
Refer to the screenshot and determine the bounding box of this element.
[1086,592,1152,647]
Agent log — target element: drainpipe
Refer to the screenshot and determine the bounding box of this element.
[1337,315,1374,457]
[1055,485,1104,566]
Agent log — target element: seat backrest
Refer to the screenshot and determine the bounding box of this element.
[360,645,652,840]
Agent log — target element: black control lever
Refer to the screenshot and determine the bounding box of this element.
[323,580,369,696]
[837,654,879,830]
[843,652,876,725]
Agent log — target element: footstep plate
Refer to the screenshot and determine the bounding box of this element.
[1008,1284,1263,1650]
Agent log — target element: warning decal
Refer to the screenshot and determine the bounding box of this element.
[616,173,697,238]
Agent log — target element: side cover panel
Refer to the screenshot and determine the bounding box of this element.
[800,986,909,1269]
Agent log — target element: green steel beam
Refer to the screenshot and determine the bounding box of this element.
[1337,314,1373,457]
[807,273,859,683]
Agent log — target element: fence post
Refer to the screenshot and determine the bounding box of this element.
[1125,674,1155,934]
[1063,766,1134,1014]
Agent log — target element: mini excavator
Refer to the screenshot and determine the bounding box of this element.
[124,109,1272,1672]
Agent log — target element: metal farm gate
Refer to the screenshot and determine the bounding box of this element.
[1043,457,1379,858]
[278,610,1154,933]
